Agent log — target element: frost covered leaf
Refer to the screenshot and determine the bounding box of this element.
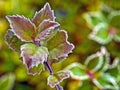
[97,47,110,72]
[0,74,15,90]
[85,47,109,72]
[106,58,120,78]
[46,30,74,63]
[6,15,36,42]
[109,11,120,42]
[89,23,112,44]
[47,71,70,88]
[28,63,44,75]
[66,63,89,80]
[35,20,60,41]
[93,73,119,90]
[85,52,103,73]
[83,11,106,28]
[5,30,25,53]
[20,43,48,75]
[32,3,55,26]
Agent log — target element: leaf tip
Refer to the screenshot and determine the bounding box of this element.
[44,2,51,9]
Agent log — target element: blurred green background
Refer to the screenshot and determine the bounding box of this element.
[0,0,120,90]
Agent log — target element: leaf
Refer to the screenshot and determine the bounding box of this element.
[109,11,120,42]
[45,30,74,63]
[32,3,55,26]
[6,15,36,42]
[85,47,109,72]
[89,23,112,44]
[83,11,106,28]
[66,63,89,80]
[85,53,102,73]
[0,74,15,90]
[47,71,70,88]
[97,47,110,72]
[5,29,25,53]
[109,11,120,29]
[79,80,94,90]
[35,19,60,41]
[93,73,119,89]
[106,58,120,78]
[28,63,45,75]
[20,43,48,75]
[114,31,120,42]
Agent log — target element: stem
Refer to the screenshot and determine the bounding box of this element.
[44,61,63,90]
[33,40,63,90]
[44,61,53,75]
[33,40,41,46]
[86,71,94,80]
[87,71,103,90]
[55,85,63,90]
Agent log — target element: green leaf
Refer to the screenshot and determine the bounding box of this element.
[0,74,15,90]
[35,19,60,41]
[89,23,112,44]
[106,58,120,78]
[94,73,119,89]
[109,12,120,41]
[32,3,55,27]
[5,29,25,53]
[20,43,48,75]
[66,63,89,80]
[109,11,120,29]
[6,15,36,42]
[28,63,44,76]
[85,52,102,73]
[114,31,120,42]
[108,11,120,41]
[83,11,106,28]
[79,80,94,90]
[45,30,74,63]
[47,71,69,88]
[85,47,109,72]
[97,47,110,72]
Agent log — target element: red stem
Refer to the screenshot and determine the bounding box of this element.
[33,41,63,90]
[44,61,63,90]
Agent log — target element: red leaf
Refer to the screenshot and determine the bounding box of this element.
[35,20,60,41]
[6,15,36,42]
[46,30,74,62]
[32,3,55,26]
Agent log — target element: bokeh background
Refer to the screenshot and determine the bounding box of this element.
[0,0,120,90]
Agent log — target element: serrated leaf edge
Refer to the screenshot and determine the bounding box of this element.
[6,15,36,42]
[89,23,113,44]
[47,70,70,88]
